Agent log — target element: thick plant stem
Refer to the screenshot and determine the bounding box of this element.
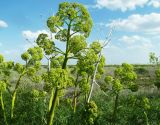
[144,111,149,125]
[62,57,68,69]
[47,20,71,125]
[62,20,71,70]
[112,93,119,125]
[48,58,51,73]
[0,92,8,125]
[11,74,23,121]
[62,35,69,69]
[47,87,59,125]
[57,97,59,106]
[48,88,54,112]
[11,92,16,119]
[47,55,68,124]
[48,58,53,112]
[73,74,79,113]
[73,89,77,113]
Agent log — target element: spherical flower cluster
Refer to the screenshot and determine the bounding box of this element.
[14,63,24,74]
[83,101,98,125]
[0,81,6,92]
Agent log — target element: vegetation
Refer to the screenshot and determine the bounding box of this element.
[0,2,160,125]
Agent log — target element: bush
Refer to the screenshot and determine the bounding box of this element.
[135,67,149,75]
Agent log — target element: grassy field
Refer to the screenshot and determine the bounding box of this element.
[1,65,160,125]
[9,65,160,97]
[97,65,159,97]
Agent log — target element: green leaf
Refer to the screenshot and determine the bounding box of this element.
[0,54,4,63]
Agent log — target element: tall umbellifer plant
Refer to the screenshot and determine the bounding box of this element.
[71,27,113,116]
[102,63,138,125]
[0,48,43,124]
[0,81,7,125]
[11,47,43,122]
[128,96,150,125]
[0,54,11,125]
[36,2,93,125]
[0,54,14,125]
[72,42,105,113]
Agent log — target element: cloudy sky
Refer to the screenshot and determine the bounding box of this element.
[0,0,160,64]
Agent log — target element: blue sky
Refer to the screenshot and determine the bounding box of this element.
[1,0,160,64]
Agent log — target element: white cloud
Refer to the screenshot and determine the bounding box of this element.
[94,0,149,12]
[148,0,160,8]
[22,43,36,51]
[89,0,160,11]
[103,41,156,64]
[1,49,21,62]
[22,29,68,53]
[118,35,153,50]
[119,35,150,45]
[3,50,17,55]
[108,13,160,35]
[100,33,159,64]
[22,30,51,40]
[22,30,48,51]
[0,20,8,28]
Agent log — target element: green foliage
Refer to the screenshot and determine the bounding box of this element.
[112,79,123,93]
[154,68,160,89]
[128,83,138,92]
[0,81,6,92]
[6,61,14,69]
[1,2,160,125]
[37,4,95,124]
[27,47,43,64]
[21,52,30,61]
[42,68,72,90]
[92,91,160,125]
[47,2,93,37]
[79,78,90,94]
[0,61,14,77]
[12,88,47,125]
[90,41,102,54]
[149,52,159,65]
[101,63,138,125]
[31,75,42,83]
[36,33,55,55]
[115,63,137,84]
[82,101,98,125]
[69,35,87,56]
[34,61,41,70]
[104,76,113,84]
[98,55,105,75]
[101,76,113,92]
[0,63,160,125]
[0,54,4,63]
[149,52,160,89]
[103,63,138,93]
[14,63,24,74]
[135,67,149,75]
[27,67,36,76]
[155,68,160,77]
[74,41,105,101]
[51,56,64,68]
[142,97,150,110]
[77,49,98,76]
